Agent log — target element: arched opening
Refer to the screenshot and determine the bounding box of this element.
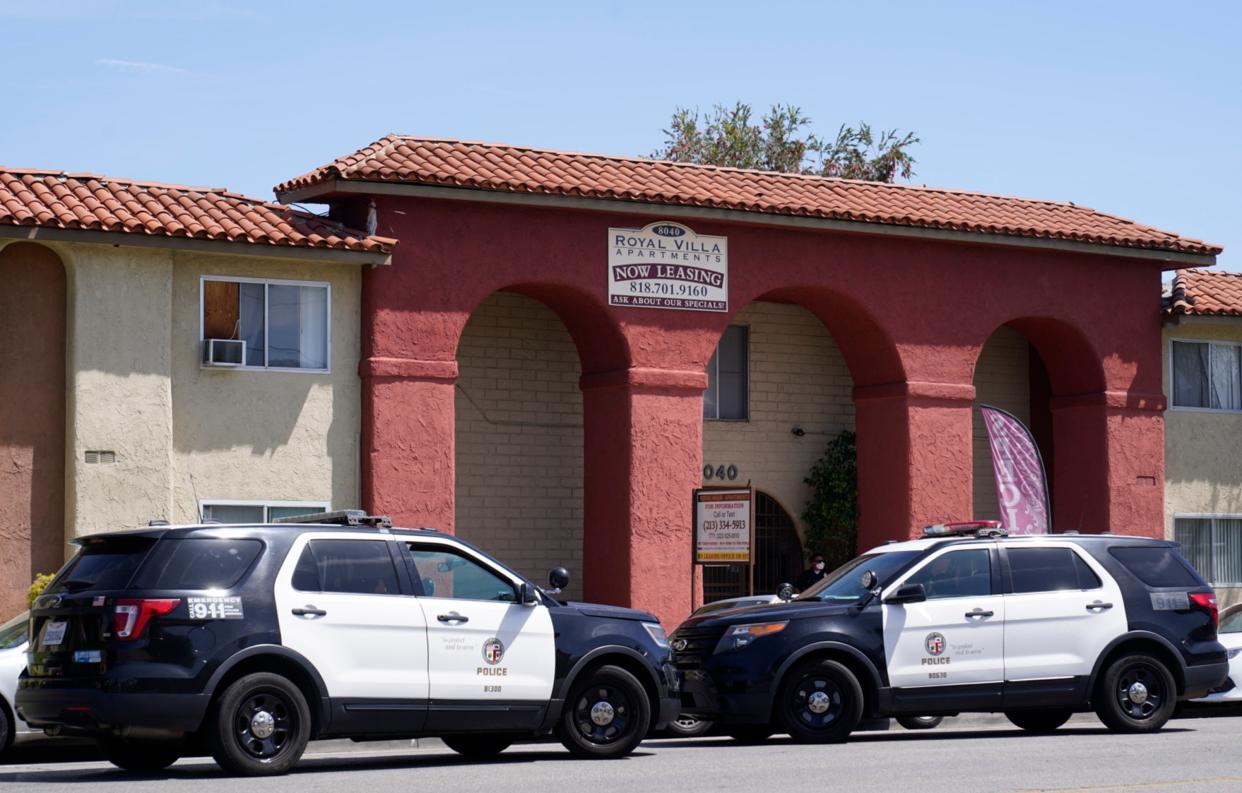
[454,291,587,600]
[0,242,67,616]
[703,491,803,602]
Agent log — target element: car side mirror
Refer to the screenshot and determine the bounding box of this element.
[777,582,795,601]
[519,582,539,605]
[884,583,927,605]
[547,567,570,593]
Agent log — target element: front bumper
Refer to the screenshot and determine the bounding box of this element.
[16,684,208,738]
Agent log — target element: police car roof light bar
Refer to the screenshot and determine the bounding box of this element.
[922,520,1006,538]
[272,509,393,528]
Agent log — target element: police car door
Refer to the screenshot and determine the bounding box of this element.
[882,546,1005,694]
[274,534,429,710]
[404,540,555,714]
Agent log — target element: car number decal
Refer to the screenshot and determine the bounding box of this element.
[1150,592,1190,611]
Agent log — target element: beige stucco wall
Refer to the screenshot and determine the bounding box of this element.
[971,327,1032,520]
[50,241,360,548]
[1162,317,1242,608]
[702,301,855,542]
[454,292,584,599]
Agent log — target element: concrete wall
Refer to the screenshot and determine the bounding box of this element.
[971,327,1032,520]
[701,301,854,544]
[1162,317,1242,609]
[454,292,584,599]
[13,241,359,558]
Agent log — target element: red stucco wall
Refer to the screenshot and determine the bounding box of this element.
[354,196,1168,628]
[0,243,66,618]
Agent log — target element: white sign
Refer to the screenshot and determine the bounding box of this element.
[608,221,728,312]
[695,488,752,563]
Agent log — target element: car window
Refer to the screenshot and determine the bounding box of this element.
[1007,547,1101,593]
[407,545,516,602]
[1220,608,1242,634]
[132,539,262,590]
[46,536,157,594]
[292,539,400,595]
[0,611,28,650]
[1109,546,1203,588]
[903,549,992,599]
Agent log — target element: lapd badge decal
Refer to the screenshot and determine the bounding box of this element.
[925,632,946,656]
[482,637,505,665]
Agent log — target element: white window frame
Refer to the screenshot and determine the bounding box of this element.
[199,499,330,524]
[199,275,332,374]
[1172,513,1242,587]
[1168,337,1242,413]
[705,323,750,422]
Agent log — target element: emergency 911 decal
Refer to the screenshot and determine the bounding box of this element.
[187,596,244,620]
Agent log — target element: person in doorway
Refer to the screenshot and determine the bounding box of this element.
[796,554,828,592]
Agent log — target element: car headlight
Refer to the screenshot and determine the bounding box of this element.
[1228,647,1241,660]
[643,622,670,648]
[720,621,788,651]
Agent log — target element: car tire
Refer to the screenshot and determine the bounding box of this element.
[442,734,516,757]
[725,726,773,743]
[896,715,943,730]
[96,735,183,772]
[0,701,12,756]
[664,715,714,738]
[1094,653,1177,733]
[777,658,863,744]
[1005,709,1073,733]
[208,672,312,776]
[557,664,651,758]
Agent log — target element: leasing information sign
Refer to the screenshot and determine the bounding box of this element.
[694,488,752,563]
[608,221,728,312]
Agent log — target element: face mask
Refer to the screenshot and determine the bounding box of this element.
[814,562,825,572]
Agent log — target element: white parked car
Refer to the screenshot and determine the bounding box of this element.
[1192,605,1242,704]
[0,611,41,753]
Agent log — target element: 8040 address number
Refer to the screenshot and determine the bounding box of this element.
[703,464,739,481]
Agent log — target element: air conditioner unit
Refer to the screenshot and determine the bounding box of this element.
[203,338,246,367]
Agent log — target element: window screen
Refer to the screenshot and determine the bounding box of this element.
[293,540,399,595]
[1172,341,1242,410]
[903,549,992,599]
[132,539,262,590]
[1109,546,1203,587]
[1174,517,1242,585]
[407,545,516,602]
[704,325,748,420]
[1007,547,1100,593]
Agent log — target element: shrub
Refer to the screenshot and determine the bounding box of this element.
[27,573,55,608]
[801,430,859,570]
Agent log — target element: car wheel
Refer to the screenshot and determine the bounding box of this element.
[0,702,12,756]
[777,658,863,744]
[96,735,183,772]
[1005,709,1073,733]
[665,715,714,738]
[442,734,516,757]
[208,672,312,776]
[1094,654,1176,733]
[896,715,943,730]
[557,664,651,758]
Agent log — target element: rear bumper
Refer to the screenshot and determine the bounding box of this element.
[1182,660,1231,700]
[15,685,208,738]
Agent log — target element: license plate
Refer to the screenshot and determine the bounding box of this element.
[42,620,67,647]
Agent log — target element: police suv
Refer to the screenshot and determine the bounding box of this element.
[16,512,678,776]
[671,522,1229,743]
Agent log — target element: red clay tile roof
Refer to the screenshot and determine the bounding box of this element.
[277,135,1219,258]
[1165,269,1242,317]
[1,167,395,255]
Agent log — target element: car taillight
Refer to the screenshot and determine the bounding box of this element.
[113,598,180,640]
[1189,592,1218,629]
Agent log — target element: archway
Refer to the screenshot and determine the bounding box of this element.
[703,491,803,602]
[0,242,67,616]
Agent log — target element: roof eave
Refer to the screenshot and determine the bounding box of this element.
[277,179,1217,269]
[0,224,393,266]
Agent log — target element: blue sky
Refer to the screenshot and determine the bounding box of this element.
[2,0,1237,268]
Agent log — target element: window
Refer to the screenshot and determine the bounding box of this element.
[1173,517,1242,586]
[46,536,156,594]
[407,545,517,602]
[1171,340,1242,410]
[903,549,992,599]
[132,538,262,590]
[200,501,328,524]
[1220,607,1242,634]
[1007,547,1101,593]
[704,325,748,420]
[292,539,400,595]
[201,277,330,371]
[1109,545,1205,587]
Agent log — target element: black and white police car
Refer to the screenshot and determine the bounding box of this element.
[16,511,678,776]
[671,522,1229,743]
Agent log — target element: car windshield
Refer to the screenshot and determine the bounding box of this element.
[0,611,29,650]
[798,551,922,602]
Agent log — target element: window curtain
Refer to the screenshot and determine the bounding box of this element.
[1215,518,1242,584]
[238,283,266,366]
[1173,518,1213,580]
[298,286,328,369]
[1209,344,1242,410]
[1172,342,1209,408]
[266,284,327,369]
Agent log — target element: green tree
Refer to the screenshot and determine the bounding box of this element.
[801,431,859,570]
[655,102,918,182]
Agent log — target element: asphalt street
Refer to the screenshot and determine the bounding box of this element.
[3,713,1241,793]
